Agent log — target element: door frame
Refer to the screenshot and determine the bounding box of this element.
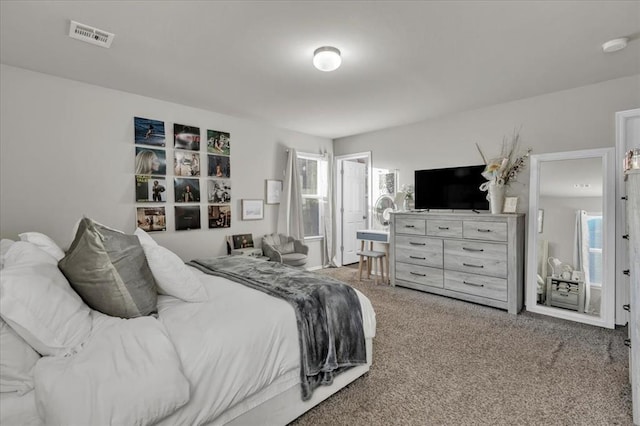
[335,152,372,267]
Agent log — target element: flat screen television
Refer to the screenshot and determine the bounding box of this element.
[414,165,489,210]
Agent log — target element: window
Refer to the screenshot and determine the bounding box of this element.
[297,153,328,238]
[586,213,603,286]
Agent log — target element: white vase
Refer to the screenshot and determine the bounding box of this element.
[488,182,505,214]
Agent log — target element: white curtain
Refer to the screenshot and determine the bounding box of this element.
[573,210,591,313]
[277,148,304,239]
[323,152,337,267]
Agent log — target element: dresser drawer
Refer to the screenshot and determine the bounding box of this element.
[395,218,426,235]
[463,221,508,242]
[444,270,507,301]
[443,240,507,278]
[395,263,443,289]
[426,220,463,238]
[395,236,442,268]
[550,290,579,307]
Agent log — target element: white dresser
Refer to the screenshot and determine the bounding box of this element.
[390,212,525,314]
[625,170,640,424]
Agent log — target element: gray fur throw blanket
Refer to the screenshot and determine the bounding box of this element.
[188,256,366,400]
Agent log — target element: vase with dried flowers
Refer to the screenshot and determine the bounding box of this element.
[476,130,531,214]
[400,184,414,211]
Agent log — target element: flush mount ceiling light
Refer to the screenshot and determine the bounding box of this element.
[313,46,341,72]
[602,38,628,53]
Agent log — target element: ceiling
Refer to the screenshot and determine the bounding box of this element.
[1,1,638,139]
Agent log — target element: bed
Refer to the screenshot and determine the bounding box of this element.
[0,220,376,426]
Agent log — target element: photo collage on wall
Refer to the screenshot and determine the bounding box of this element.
[134,117,167,232]
[134,118,232,231]
[206,130,231,229]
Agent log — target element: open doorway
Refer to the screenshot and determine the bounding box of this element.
[335,152,371,266]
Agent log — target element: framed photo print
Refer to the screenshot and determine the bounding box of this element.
[206,130,230,155]
[136,176,167,202]
[174,150,201,177]
[136,207,166,232]
[208,205,231,229]
[231,233,254,249]
[503,197,518,213]
[134,117,165,147]
[174,178,200,203]
[174,123,200,151]
[208,154,231,178]
[266,179,282,204]
[135,147,166,175]
[208,179,231,204]
[241,199,264,220]
[175,206,201,231]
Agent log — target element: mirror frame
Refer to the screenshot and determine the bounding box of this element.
[526,148,615,328]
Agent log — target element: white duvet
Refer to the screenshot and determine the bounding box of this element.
[12,267,376,426]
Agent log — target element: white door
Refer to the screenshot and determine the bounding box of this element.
[342,160,367,265]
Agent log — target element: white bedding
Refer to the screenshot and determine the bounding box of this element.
[1,267,376,426]
[157,267,376,425]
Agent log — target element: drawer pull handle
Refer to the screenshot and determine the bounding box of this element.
[623,234,630,240]
[624,269,630,276]
[623,304,631,312]
[409,256,426,260]
[625,339,631,348]
[462,262,484,268]
[558,293,569,297]
[405,225,416,228]
[477,228,492,233]
[463,280,484,288]
[438,226,450,230]
[462,247,484,252]
[410,272,426,277]
[409,242,426,246]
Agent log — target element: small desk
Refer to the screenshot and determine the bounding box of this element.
[356,229,390,284]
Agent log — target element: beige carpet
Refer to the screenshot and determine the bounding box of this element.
[291,267,632,425]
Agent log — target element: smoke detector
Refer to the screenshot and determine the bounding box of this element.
[68,20,115,48]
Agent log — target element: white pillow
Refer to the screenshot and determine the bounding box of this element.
[143,244,208,302]
[3,241,58,268]
[134,227,158,247]
[0,239,15,269]
[0,243,93,356]
[18,232,65,261]
[0,318,41,395]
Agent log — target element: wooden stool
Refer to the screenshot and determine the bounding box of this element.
[356,240,386,284]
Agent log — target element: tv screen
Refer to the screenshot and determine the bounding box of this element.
[414,165,489,210]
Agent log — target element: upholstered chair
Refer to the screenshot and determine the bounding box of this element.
[261,233,309,267]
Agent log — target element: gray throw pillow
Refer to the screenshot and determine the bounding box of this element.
[58,218,157,318]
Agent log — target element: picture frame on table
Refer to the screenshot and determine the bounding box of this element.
[265,179,283,204]
[241,199,264,220]
[503,196,518,213]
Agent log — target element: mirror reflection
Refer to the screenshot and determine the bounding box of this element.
[535,158,603,317]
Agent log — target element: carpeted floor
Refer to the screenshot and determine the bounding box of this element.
[291,266,632,425]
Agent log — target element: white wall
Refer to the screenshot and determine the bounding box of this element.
[0,64,332,265]
[334,74,640,216]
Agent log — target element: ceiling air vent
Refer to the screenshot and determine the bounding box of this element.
[68,20,115,48]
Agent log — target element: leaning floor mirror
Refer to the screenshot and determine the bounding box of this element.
[526,148,615,328]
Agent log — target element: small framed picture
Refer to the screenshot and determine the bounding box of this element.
[266,179,283,204]
[241,199,264,220]
[503,196,518,213]
[175,206,201,231]
[136,207,166,232]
